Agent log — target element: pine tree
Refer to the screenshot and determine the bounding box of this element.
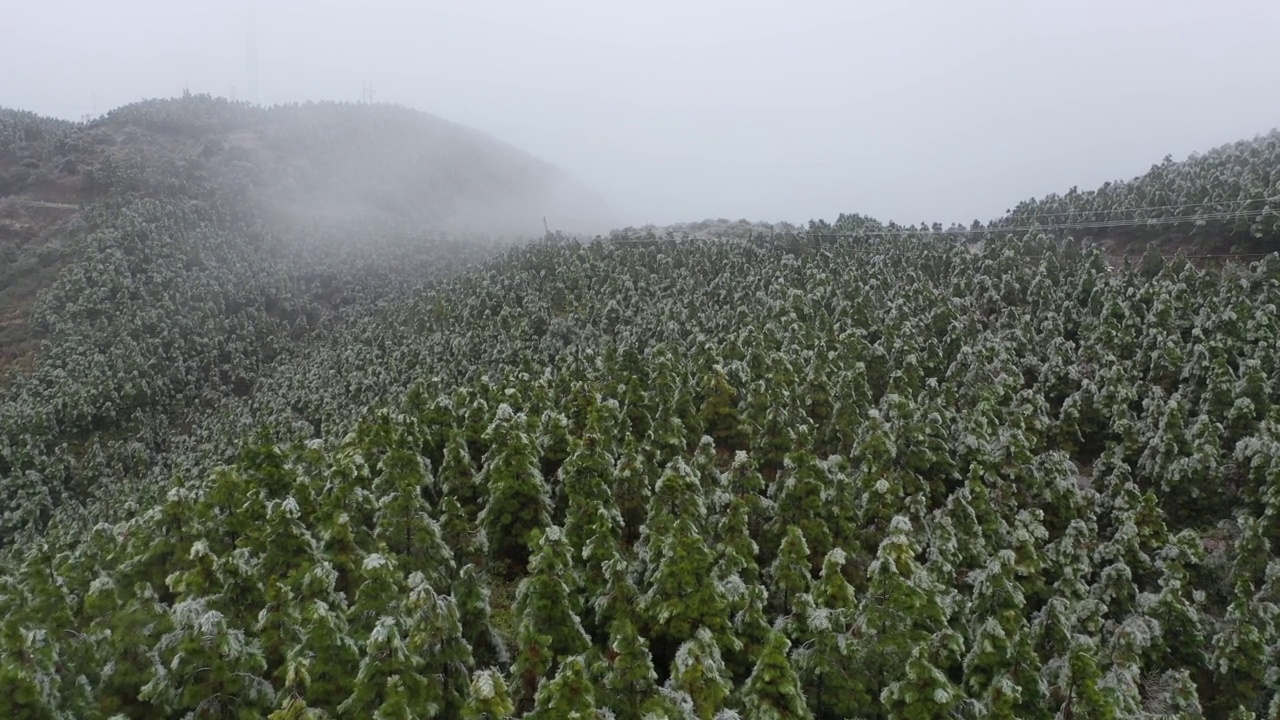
[511,526,591,708]
[961,550,1048,719]
[348,552,408,639]
[852,413,908,556]
[857,515,952,705]
[403,572,475,718]
[766,526,811,616]
[373,449,456,588]
[139,597,276,719]
[439,431,481,518]
[0,624,80,720]
[791,603,869,718]
[698,365,747,451]
[579,499,625,629]
[792,548,869,717]
[592,555,642,640]
[478,404,552,576]
[460,669,516,720]
[439,495,488,569]
[714,494,761,590]
[879,635,963,720]
[1098,614,1154,718]
[1142,530,1208,674]
[527,656,603,720]
[282,582,360,714]
[729,583,773,683]
[539,410,574,492]
[268,694,327,720]
[454,564,508,670]
[824,455,862,557]
[561,431,624,621]
[723,450,771,541]
[613,438,655,547]
[80,557,168,718]
[1058,636,1125,719]
[1208,583,1276,718]
[739,630,812,720]
[667,627,733,720]
[766,432,833,566]
[812,548,856,611]
[560,432,618,555]
[644,457,708,545]
[247,492,328,680]
[602,617,660,720]
[640,511,732,671]
[750,386,795,482]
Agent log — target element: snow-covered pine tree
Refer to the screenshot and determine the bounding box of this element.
[460,668,516,720]
[666,627,733,720]
[511,526,591,708]
[527,655,604,720]
[601,616,660,719]
[738,629,812,720]
[478,404,552,576]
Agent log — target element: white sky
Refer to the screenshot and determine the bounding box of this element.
[4,0,1279,227]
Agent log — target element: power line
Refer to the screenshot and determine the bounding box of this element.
[1003,198,1276,222]
[803,209,1271,238]
[601,234,1272,261]
[572,203,1274,238]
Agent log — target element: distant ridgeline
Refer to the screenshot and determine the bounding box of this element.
[795,131,1280,255]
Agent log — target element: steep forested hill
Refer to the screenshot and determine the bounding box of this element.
[2,102,1280,718]
[0,96,614,375]
[0,95,613,543]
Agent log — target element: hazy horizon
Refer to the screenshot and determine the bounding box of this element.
[5,0,1279,229]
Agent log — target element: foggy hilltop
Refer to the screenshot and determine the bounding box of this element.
[2,95,620,237]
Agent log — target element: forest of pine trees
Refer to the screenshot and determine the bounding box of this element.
[3,98,1280,717]
[4,227,1280,717]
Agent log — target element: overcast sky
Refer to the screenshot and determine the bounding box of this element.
[4,0,1279,227]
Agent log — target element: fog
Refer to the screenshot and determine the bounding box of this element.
[5,0,1279,229]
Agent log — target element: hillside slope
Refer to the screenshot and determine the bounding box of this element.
[994,129,1280,256]
[4,230,1280,717]
[0,95,617,539]
[3,106,1280,717]
[0,96,616,376]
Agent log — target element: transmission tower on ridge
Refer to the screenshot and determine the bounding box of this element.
[247,0,260,104]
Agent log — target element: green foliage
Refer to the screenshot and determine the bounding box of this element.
[527,655,604,719]
[2,121,1280,718]
[461,669,516,719]
[667,627,733,720]
[739,630,812,720]
[1001,130,1280,240]
[479,405,552,575]
[511,526,591,706]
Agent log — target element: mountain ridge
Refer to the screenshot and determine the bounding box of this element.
[0,95,618,377]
